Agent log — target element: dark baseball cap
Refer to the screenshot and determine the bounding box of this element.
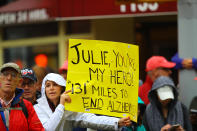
[21,68,37,82]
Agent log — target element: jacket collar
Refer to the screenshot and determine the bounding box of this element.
[11,88,24,106]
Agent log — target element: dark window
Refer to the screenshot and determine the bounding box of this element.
[3,44,58,72]
[66,20,91,34]
[2,22,58,40]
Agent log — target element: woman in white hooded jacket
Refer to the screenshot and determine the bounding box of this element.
[34,73,131,131]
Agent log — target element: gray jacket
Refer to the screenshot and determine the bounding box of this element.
[143,76,192,131]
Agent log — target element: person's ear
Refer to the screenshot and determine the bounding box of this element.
[168,70,172,75]
[149,69,158,81]
[18,78,23,86]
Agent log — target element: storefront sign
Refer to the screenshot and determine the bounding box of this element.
[0,0,177,24]
[0,9,49,24]
[120,2,159,13]
[59,0,177,19]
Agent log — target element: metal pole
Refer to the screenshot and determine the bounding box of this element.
[178,0,197,107]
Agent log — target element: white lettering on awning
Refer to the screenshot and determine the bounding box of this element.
[120,5,126,13]
[120,2,159,13]
[17,11,27,23]
[0,8,49,25]
[0,13,16,24]
[29,9,48,21]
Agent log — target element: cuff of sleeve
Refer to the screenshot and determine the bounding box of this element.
[56,104,65,112]
[192,58,197,69]
[171,53,183,69]
[115,119,123,131]
[176,59,183,69]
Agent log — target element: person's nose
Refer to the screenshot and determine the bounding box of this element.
[23,84,29,89]
[6,73,12,80]
[49,85,55,90]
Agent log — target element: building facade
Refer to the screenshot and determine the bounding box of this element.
[0,0,177,79]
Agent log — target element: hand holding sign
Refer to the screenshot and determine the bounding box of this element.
[60,90,72,105]
[118,116,131,127]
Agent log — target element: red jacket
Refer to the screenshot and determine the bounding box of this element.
[138,75,153,105]
[0,88,44,131]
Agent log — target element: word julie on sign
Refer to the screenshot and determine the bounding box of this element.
[65,39,139,122]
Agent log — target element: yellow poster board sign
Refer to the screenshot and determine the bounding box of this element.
[65,39,139,122]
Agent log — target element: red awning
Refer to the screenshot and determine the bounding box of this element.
[0,0,177,24]
[0,0,58,24]
[0,0,55,13]
[58,0,177,19]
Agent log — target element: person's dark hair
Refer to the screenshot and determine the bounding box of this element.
[138,104,146,125]
[47,97,59,112]
[61,86,66,93]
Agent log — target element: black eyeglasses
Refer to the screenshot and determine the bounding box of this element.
[1,71,18,78]
[21,81,35,87]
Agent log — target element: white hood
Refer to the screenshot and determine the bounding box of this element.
[34,73,68,131]
[41,73,66,98]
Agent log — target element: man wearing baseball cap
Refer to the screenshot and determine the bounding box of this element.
[139,56,176,105]
[143,76,192,131]
[0,62,44,130]
[21,68,40,105]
